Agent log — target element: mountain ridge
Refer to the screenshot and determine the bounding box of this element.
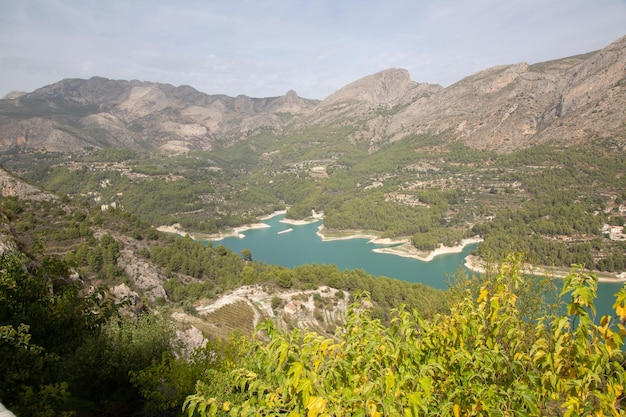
[0,77,320,152]
[0,35,625,153]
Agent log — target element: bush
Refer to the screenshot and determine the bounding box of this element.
[185,257,626,417]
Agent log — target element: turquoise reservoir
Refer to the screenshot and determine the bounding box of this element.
[211,214,623,320]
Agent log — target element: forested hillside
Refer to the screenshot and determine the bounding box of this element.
[3,224,625,416]
[3,137,624,274]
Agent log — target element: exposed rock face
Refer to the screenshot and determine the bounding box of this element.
[195,285,349,336]
[385,37,626,151]
[0,228,18,257]
[116,248,168,302]
[0,35,624,153]
[0,167,57,257]
[2,91,27,100]
[319,35,625,152]
[322,68,435,106]
[0,167,59,202]
[175,326,207,359]
[0,78,319,153]
[303,69,442,133]
[393,36,624,151]
[0,403,16,417]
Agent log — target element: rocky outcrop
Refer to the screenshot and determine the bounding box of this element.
[0,35,624,154]
[0,226,17,257]
[0,167,59,202]
[0,403,16,417]
[2,91,27,100]
[195,285,349,336]
[322,68,437,107]
[307,36,625,152]
[304,69,441,126]
[115,250,168,302]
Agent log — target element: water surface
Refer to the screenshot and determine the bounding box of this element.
[211,214,622,319]
[214,214,472,289]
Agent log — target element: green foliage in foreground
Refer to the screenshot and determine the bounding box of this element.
[0,251,179,416]
[3,229,626,417]
[0,251,108,416]
[185,257,626,417]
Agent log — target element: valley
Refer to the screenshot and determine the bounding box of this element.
[3,135,624,275]
[1,34,625,416]
[2,35,625,275]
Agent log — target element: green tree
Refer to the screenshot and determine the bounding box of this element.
[69,313,177,414]
[131,334,250,416]
[277,270,293,289]
[241,248,252,261]
[0,251,112,417]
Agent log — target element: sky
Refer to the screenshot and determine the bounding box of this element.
[1,0,625,100]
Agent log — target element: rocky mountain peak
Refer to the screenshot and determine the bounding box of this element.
[322,68,417,106]
[0,77,318,153]
[268,89,316,114]
[380,35,626,152]
[234,95,256,113]
[25,76,132,107]
[303,68,441,129]
[461,62,530,94]
[557,35,626,117]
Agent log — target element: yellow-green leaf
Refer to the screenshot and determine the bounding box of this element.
[306,396,327,417]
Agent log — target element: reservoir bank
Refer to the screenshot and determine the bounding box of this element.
[205,213,622,320]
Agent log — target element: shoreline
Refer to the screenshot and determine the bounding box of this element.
[315,225,384,242]
[280,209,324,226]
[157,210,318,242]
[260,210,286,220]
[464,255,626,283]
[156,209,319,242]
[280,218,322,226]
[155,223,196,239]
[157,218,275,242]
[317,224,483,262]
[373,237,483,262]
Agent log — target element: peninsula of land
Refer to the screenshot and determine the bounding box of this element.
[463,255,626,283]
[372,237,483,262]
[156,221,270,241]
[315,224,482,262]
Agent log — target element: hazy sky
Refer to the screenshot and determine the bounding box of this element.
[1,0,625,99]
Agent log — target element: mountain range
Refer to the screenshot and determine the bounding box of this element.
[1,35,625,154]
